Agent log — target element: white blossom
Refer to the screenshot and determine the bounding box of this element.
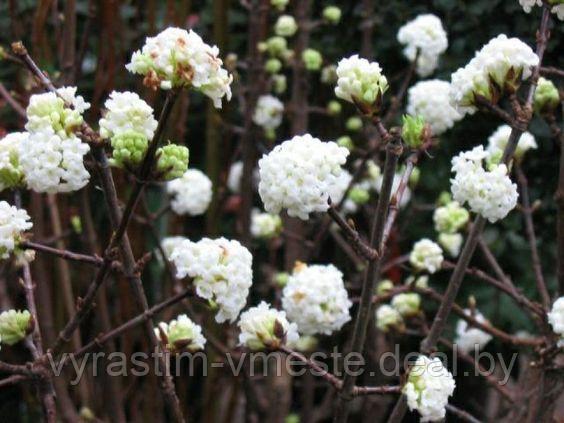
[334,55,388,107]
[433,201,469,234]
[403,355,456,422]
[438,233,463,258]
[99,91,158,140]
[282,263,352,335]
[0,132,27,191]
[450,34,539,113]
[376,305,403,332]
[258,134,349,220]
[253,95,284,130]
[410,239,444,274]
[487,124,537,162]
[518,0,564,20]
[170,237,252,323]
[454,309,493,353]
[167,169,213,216]
[392,293,421,317]
[397,14,448,77]
[154,314,206,352]
[450,145,518,222]
[250,209,282,239]
[548,297,564,346]
[19,128,90,193]
[161,236,188,260]
[0,201,32,259]
[238,301,299,350]
[126,27,233,108]
[407,80,462,135]
[274,15,298,37]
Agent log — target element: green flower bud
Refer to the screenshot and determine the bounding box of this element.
[405,275,429,289]
[391,293,421,317]
[285,414,300,423]
[327,100,342,116]
[294,335,318,352]
[433,201,470,234]
[275,15,298,37]
[376,279,394,295]
[321,65,338,85]
[71,215,82,234]
[346,116,363,132]
[156,144,189,181]
[265,58,283,74]
[402,115,428,148]
[265,36,288,57]
[337,135,354,150]
[0,309,33,345]
[275,272,290,287]
[437,191,452,206]
[534,77,560,115]
[110,130,149,169]
[155,315,206,353]
[302,49,323,71]
[322,6,342,24]
[349,186,370,205]
[79,407,96,421]
[271,0,289,11]
[272,74,287,94]
[376,305,404,332]
[409,167,421,188]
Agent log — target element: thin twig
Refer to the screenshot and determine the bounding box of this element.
[22,240,103,266]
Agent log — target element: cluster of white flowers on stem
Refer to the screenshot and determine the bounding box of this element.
[170,237,252,323]
[282,263,351,335]
[519,0,564,21]
[409,239,444,273]
[454,309,493,352]
[548,297,564,346]
[397,14,448,77]
[433,201,469,234]
[451,145,518,222]
[450,34,539,114]
[126,27,233,108]
[166,169,213,216]
[403,355,456,422]
[154,314,206,352]
[487,124,537,163]
[99,91,158,140]
[334,55,388,110]
[250,209,282,240]
[252,95,284,130]
[375,305,403,332]
[238,301,299,350]
[258,134,349,220]
[0,132,27,191]
[406,80,462,135]
[19,88,91,193]
[0,309,32,345]
[0,201,32,259]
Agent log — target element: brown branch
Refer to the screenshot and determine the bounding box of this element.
[0,82,26,118]
[445,404,482,423]
[555,112,564,296]
[540,66,564,78]
[515,164,550,309]
[475,95,514,124]
[22,241,103,266]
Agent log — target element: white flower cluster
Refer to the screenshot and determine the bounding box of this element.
[410,239,444,273]
[455,309,493,353]
[433,201,469,234]
[0,132,27,191]
[20,88,91,193]
[154,314,206,352]
[407,80,462,135]
[170,237,253,323]
[161,236,187,260]
[252,95,284,130]
[238,301,299,350]
[548,297,564,346]
[403,355,456,422]
[258,134,349,220]
[282,263,352,336]
[334,55,388,108]
[99,91,158,140]
[376,305,403,332]
[519,0,564,21]
[166,169,213,216]
[487,124,537,162]
[397,14,448,77]
[0,201,32,259]
[451,146,518,222]
[450,34,539,114]
[126,27,233,108]
[250,209,282,239]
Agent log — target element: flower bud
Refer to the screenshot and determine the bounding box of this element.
[433,201,469,234]
[156,144,189,181]
[294,335,318,352]
[392,293,421,317]
[405,275,428,289]
[376,305,404,332]
[438,232,463,258]
[376,279,394,295]
[327,100,342,116]
[302,49,323,71]
[272,74,287,94]
[265,58,283,74]
[321,65,338,85]
[154,314,206,352]
[275,272,290,287]
[337,135,354,150]
[402,115,429,149]
[409,167,421,188]
[275,15,298,37]
[110,131,149,168]
[271,0,289,11]
[265,36,288,57]
[0,309,33,345]
[534,77,560,115]
[346,116,363,132]
[322,6,342,24]
[349,186,370,205]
